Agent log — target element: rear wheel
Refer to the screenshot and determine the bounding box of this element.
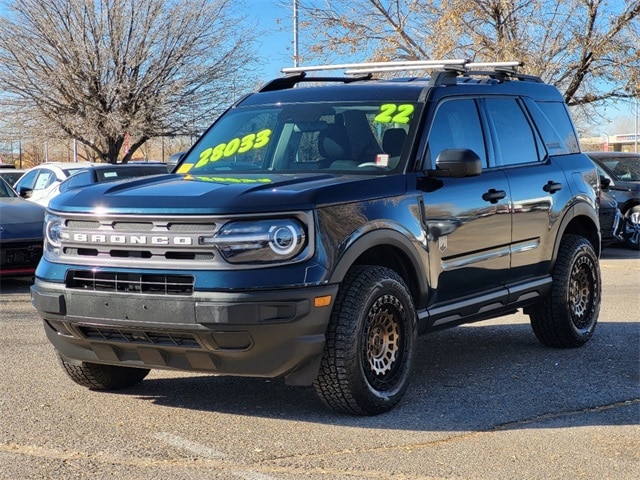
[622,206,640,250]
[529,235,600,348]
[314,265,417,415]
[58,354,150,390]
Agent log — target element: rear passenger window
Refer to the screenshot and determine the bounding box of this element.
[426,99,487,168]
[486,98,541,166]
[522,98,569,155]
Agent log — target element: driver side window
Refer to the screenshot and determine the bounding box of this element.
[425,99,486,169]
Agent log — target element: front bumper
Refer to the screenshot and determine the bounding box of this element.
[32,278,338,385]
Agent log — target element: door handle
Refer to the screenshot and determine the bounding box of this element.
[482,189,506,204]
[543,181,563,193]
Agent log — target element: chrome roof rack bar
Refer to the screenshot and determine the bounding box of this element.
[282,60,524,76]
[466,61,523,70]
[345,64,455,74]
[282,59,468,75]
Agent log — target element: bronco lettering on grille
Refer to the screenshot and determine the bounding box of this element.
[69,233,194,245]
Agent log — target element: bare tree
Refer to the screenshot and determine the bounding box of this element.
[0,0,257,163]
[297,0,639,107]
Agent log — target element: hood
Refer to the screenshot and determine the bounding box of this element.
[47,172,409,215]
[0,198,45,240]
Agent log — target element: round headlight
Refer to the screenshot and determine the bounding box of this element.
[269,224,298,255]
[213,218,307,264]
[45,214,63,248]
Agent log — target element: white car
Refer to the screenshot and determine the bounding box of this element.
[13,162,93,206]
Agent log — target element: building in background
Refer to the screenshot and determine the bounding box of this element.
[580,133,639,153]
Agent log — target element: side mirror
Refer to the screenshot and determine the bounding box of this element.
[432,149,482,178]
[167,151,185,172]
[19,187,33,199]
[599,175,611,189]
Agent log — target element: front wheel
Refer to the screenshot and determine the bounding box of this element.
[529,235,601,348]
[314,265,417,415]
[622,206,640,250]
[58,354,150,390]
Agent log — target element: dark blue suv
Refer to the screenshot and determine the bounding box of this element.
[32,60,601,415]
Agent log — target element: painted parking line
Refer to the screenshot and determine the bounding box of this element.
[154,432,228,460]
[154,432,278,480]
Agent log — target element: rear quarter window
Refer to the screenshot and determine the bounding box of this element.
[533,101,580,154]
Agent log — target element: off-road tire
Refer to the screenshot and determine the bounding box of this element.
[313,265,417,415]
[58,354,150,390]
[622,205,640,250]
[529,234,600,348]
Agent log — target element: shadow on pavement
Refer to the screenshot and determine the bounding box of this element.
[115,319,639,431]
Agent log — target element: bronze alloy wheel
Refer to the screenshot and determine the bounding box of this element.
[569,255,598,329]
[314,265,417,415]
[362,294,404,387]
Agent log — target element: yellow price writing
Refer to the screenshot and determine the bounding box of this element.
[194,129,272,169]
[185,175,272,184]
[374,104,415,124]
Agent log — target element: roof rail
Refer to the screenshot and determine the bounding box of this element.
[272,60,536,90]
[281,60,522,76]
[258,72,372,92]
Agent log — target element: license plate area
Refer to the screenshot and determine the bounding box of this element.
[65,292,195,324]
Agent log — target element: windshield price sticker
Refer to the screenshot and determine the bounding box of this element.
[194,129,272,169]
[374,104,415,124]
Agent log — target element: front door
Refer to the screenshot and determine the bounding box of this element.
[420,98,512,307]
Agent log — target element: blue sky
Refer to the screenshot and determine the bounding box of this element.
[249,1,636,135]
[251,2,295,79]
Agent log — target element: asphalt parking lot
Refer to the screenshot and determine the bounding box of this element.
[0,247,638,479]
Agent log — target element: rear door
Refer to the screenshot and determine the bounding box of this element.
[482,97,573,280]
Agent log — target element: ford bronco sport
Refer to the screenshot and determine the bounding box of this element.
[32,60,602,415]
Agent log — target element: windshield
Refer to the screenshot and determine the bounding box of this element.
[601,156,640,182]
[0,177,17,197]
[63,167,91,178]
[176,102,418,175]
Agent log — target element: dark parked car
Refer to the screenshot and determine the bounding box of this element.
[587,152,640,249]
[0,177,44,277]
[598,188,622,247]
[0,168,26,187]
[55,163,168,196]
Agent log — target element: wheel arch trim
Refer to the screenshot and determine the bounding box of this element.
[328,228,429,306]
[553,200,601,262]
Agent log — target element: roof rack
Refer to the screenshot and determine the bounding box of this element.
[282,59,470,75]
[273,60,540,90]
[281,60,523,76]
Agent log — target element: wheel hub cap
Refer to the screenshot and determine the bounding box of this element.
[569,256,596,328]
[365,296,401,376]
[625,211,640,246]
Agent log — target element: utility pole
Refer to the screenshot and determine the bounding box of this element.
[293,0,299,67]
[635,93,638,153]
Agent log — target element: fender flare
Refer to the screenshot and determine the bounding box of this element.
[552,200,601,264]
[328,228,429,303]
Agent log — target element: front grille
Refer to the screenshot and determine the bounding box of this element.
[58,214,222,269]
[53,211,312,270]
[66,270,194,295]
[78,325,201,348]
